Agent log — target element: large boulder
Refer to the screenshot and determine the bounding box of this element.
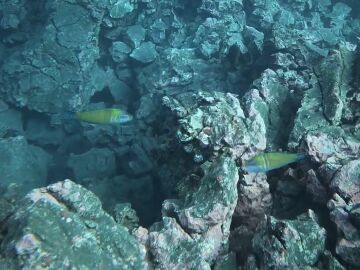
[0,180,148,269]
[252,210,326,269]
[0,136,49,195]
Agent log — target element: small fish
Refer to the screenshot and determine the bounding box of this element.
[73,108,133,124]
[244,152,305,173]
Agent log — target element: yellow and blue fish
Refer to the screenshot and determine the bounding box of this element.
[244,152,305,173]
[68,108,133,124]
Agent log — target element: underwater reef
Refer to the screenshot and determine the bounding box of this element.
[0,0,360,269]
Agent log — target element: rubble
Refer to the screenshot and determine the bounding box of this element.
[1,0,360,268]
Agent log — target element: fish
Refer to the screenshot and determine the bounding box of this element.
[72,108,133,124]
[244,152,305,173]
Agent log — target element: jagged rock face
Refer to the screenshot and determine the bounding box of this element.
[327,161,360,268]
[0,0,360,269]
[1,2,96,113]
[234,173,272,230]
[176,155,239,234]
[330,160,360,203]
[149,154,239,269]
[0,136,49,196]
[252,211,326,269]
[0,180,148,269]
[162,91,266,162]
[0,1,128,114]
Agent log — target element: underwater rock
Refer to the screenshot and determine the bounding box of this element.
[336,238,360,268]
[125,25,146,48]
[0,180,147,269]
[67,171,155,227]
[0,100,23,138]
[198,0,244,18]
[130,41,158,64]
[229,225,255,264]
[110,175,156,226]
[81,121,135,148]
[120,143,154,176]
[328,2,352,29]
[109,79,133,104]
[109,41,132,63]
[258,0,351,61]
[314,45,354,125]
[0,178,34,224]
[316,250,346,270]
[213,252,237,270]
[315,50,345,124]
[246,69,298,150]
[0,1,110,113]
[1,0,359,269]
[67,148,116,181]
[252,210,326,269]
[198,31,221,60]
[301,132,360,166]
[25,117,65,147]
[0,12,21,31]
[327,194,360,267]
[156,154,190,200]
[287,42,356,150]
[136,0,185,47]
[288,75,329,145]
[304,169,328,205]
[272,52,296,69]
[243,25,264,54]
[275,1,350,49]
[163,91,266,161]
[148,154,238,268]
[137,48,227,96]
[288,59,356,150]
[354,121,360,140]
[350,204,360,227]
[115,65,133,81]
[108,0,136,19]
[242,255,259,270]
[300,131,360,212]
[176,155,239,233]
[0,0,26,31]
[0,136,49,196]
[136,94,161,122]
[330,206,359,241]
[270,168,307,218]
[234,173,272,231]
[193,18,226,60]
[193,7,252,63]
[276,8,295,26]
[114,203,140,231]
[330,159,360,202]
[149,217,222,269]
[149,19,167,44]
[298,129,360,205]
[250,0,280,30]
